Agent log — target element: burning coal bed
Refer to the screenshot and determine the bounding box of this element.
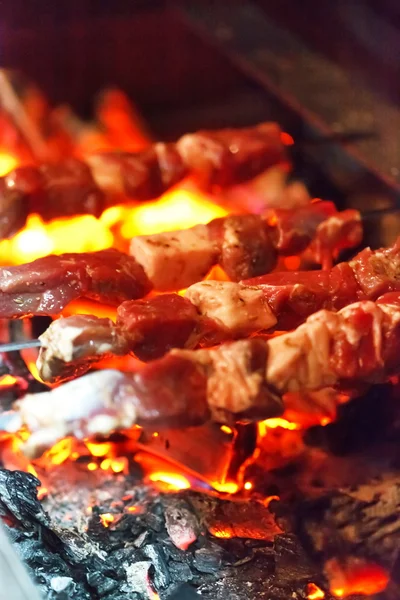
[1,348,399,600]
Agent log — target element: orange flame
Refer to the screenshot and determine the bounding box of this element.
[119,187,227,238]
[85,441,111,457]
[210,528,234,539]
[0,214,113,265]
[99,513,114,528]
[220,425,233,435]
[0,180,227,265]
[111,457,128,474]
[0,185,226,267]
[148,472,191,490]
[0,375,18,387]
[147,586,160,600]
[0,152,18,176]
[43,438,73,465]
[126,506,143,514]
[37,486,48,500]
[326,559,389,597]
[258,417,301,438]
[307,583,325,600]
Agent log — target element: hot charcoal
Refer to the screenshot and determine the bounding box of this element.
[1,467,348,600]
[3,382,400,600]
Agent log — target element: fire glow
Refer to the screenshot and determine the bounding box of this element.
[0,185,226,266]
[0,137,392,600]
[306,583,325,600]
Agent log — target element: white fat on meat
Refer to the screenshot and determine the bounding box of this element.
[130,224,218,290]
[317,211,361,242]
[13,370,138,458]
[266,299,400,393]
[39,318,112,364]
[185,280,276,336]
[179,339,282,422]
[86,154,124,195]
[266,311,338,392]
[37,315,129,383]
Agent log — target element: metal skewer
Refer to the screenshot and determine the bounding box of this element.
[0,339,42,353]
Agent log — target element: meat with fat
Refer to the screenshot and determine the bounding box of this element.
[0,248,152,318]
[248,236,400,329]
[37,315,129,383]
[131,224,220,291]
[2,159,106,226]
[176,122,286,189]
[131,202,362,290]
[86,143,187,200]
[271,203,362,261]
[36,239,400,382]
[0,121,287,238]
[36,281,277,383]
[116,294,202,361]
[5,294,400,457]
[266,293,400,392]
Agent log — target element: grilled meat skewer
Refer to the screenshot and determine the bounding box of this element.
[0,249,151,318]
[0,122,286,239]
[37,238,400,382]
[0,202,362,321]
[3,293,400,458]
[130,202,361,289]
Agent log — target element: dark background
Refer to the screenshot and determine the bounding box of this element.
[1,0,399,135]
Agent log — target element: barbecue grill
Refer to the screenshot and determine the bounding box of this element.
[0,2,399,600]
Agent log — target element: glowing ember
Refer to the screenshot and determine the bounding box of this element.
[111,457,128,473]
[99,513,114,528]
[146,582,160,600]
[326,558,389,597]
[212,481,239,494]
[126,506,142,514]
[258,417,301,438]
[0,213,113,265]
[43,438,73,465]
[148,472,191,490]
[283,255,301,270]
[119,187,227,238]
[244,481,253,490]
[307,583,325,600]
[265,418,300,430]
[100,458,112,470]
[0,152,18,176]
[87,462,98,471]
[0,186,226,267]
[85,441,111,457]
[0,374,18,386]
[210,529,233,539]
[220,425,233,435]
[37,486,48,500]
[263,495,280,507]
